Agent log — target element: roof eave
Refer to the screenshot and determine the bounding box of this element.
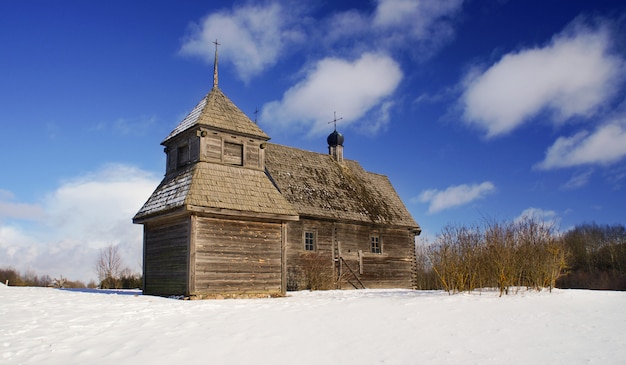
[187,205,299,222]
[296,212,420,230]
[132,206,188,224]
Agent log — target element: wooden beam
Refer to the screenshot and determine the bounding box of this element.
[358,249,363,275]
[281,222,287,296]
[188,215,197,296]
[187,205,299,222]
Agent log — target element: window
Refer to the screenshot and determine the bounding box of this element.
[370,235,381,254]
[304,231,316,251]
[177,145,189,167]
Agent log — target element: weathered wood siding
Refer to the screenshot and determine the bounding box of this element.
[144,218,190,296]
[286,219,416,290]
[193,217,283,295]
[205,134,222,161]
[338,224,416,289]
[223,141,243,165]
[245,142,260,169]
[285,219,333,290]
[200,130,264,170]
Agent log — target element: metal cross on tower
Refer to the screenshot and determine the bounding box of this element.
[328,111,343,131]
[212,39,220,89]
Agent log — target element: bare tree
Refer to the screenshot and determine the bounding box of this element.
[95,244,124,289]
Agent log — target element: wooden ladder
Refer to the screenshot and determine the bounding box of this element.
[339,256,366,289]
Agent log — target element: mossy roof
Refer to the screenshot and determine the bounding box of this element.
[264,143,419,229]
[134,143,419,231]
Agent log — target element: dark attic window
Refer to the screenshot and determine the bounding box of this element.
[370,234,381,254]
[304,231,316,251]
[177,145,190,167]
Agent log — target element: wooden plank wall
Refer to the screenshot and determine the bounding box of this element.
[193,217,283,295]
[144,218,190,296]
[202,132,263,170]
[285,219,334,290]
[339,225,416,289]
[223,142,243,165]
[286,219,417,290]
[205,134,222,161]
[245,143,260,169]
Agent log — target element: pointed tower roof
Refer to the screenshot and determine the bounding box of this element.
[162,39,269,144]
[162,88,269,143]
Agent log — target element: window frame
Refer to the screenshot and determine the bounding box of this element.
[304,229,317,251]
[370,234,382,254]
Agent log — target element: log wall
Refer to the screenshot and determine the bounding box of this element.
[143,217,190,296]
[286,219,417,290]
[193,217,284,296]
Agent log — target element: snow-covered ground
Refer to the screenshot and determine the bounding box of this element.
[1,283,624,364]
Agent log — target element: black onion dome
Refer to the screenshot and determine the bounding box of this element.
[327,130,344,146]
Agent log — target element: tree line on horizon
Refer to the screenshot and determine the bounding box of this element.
[416,220,626,294]
[1,244,141,289]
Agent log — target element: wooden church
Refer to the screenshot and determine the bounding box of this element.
[133,47,421,298]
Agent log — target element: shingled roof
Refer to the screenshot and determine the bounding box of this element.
[133,162,298,222]
[264,143,419,230]
[162,87,269,144]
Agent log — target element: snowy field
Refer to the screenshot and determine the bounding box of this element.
[1,283,625,365]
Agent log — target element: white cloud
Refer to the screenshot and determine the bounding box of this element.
[373,0,463,37]
[416,181,495,214]
[260,53,403,136]
[180,1,463,83]
[0,225,39,261]
[323,9,369,44]
[561,169,594,190]
[536,119,626,169]
[514,207,559,228]
[0,164,160,282]
[461,21,624,137]
[515,207,557,222]
[324,0,463,58]
[0,190,44,221]
[179,2,304,82]
[357,100,395,135]
[374,0,420,27]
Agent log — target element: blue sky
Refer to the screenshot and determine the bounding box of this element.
[1,0,625,282]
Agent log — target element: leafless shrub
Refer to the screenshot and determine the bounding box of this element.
[423,218,567,295]
[426,224,485,293]
[300,252,334,290]
[484,221,519,296]
[286,267,300,291]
